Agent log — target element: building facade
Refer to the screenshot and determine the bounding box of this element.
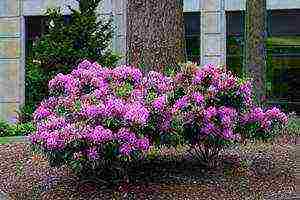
[0,0,299,120]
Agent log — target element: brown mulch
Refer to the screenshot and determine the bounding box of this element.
[0,135,297,200]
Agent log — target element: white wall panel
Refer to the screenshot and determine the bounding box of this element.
[184,0,200,12]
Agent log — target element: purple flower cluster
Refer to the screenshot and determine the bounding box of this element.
[124,103,149,125]
[144,71,173,94]
[89,125,113,143]
[116,128,150,156]
[105,97,126,117]
[86,147,99,160]
[201,106,239,140]
[241,106,288,131]
[112,65,143,84]
[237,80,253,107]
[33,106,52,122]
[152,95,167,110]
[30,60,289,168]
[191,92,205,105]
[31,61,152,162]
[171,95,190,113]
[48,73,79,96]
[93,82,110,99]
[192,64,221,85]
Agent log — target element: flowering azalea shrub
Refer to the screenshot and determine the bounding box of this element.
[30,60,151,174]
[145,63,288,166]
[239,106,288,141]
[29,60,288,173]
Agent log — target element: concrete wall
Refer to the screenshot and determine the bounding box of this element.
[0,0,127,120]
[0,0,23,121]
[183,0,300,11]
[23,0,78,16]
[200,0,226,66]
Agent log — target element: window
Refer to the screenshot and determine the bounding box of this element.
[226,11,245,76]
[25,15,72,57]
[226,9,300,114]
[184,12,201,64]
[25,16,49,57]
[266,9,300,114]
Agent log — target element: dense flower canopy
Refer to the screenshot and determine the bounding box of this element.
[31,60,151,162]
[29,60,288,169]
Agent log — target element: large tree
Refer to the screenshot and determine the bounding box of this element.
[244,0,267,103]
[126,0,186,72]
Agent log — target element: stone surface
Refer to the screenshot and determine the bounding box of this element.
[0,38,20,58]
[0,102,19,120]
[112,0,126,14]
[204,35,221,55]
[114,14,126,37]
[23,0,78,16]
[0,18,20,37]
[0,191,8,200]
[225,0,246,11]
[0,0,20,17]
[0,60,20,101]
[225,0,300,11]
[204,12,221,33]
[203,56,222,66]
[202,0,222,11]
[200,0,226,66]
[98,0,112,14]
[184,0,200,12]
[115,36,127,55]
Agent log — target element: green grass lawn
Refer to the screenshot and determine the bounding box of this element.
[267,36,300,46]
[0,136,27,144]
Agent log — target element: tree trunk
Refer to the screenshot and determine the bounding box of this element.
[126,0,186,72]
[244,0,267,103]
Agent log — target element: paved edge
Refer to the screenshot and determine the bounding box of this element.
[0,136,29,144]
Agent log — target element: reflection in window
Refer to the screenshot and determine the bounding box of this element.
[226,9,300,114]
[25,15,72,58]
[266,9,300,114]
[25,16,49,57]
[226,11,244,76]
[184,12,200,64]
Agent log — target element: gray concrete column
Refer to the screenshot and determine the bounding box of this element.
[200,0,226,66]
[112,0,127,65]
[98,0,127,65]
[0,0,23,121]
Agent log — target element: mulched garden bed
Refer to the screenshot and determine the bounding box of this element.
[0,134,297,200]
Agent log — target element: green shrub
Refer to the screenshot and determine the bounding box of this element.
[0,119,36,137]
[17,104,36,124]
[284,112,300,136]
[24,0,121,121]
[32,0,120,74]
[13,122,36,136]
[0,120,14,137]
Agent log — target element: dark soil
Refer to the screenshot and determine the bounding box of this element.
[0,134,297,200]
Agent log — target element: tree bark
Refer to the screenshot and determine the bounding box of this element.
[244,0,267,103]
[126,0,186,72]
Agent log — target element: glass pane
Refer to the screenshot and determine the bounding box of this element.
[268,9,300,36]
[226,11,244,37]
[184,12,200,36]
[226,36,243,76]
[226,11,244,76]
[185,36,200,63]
